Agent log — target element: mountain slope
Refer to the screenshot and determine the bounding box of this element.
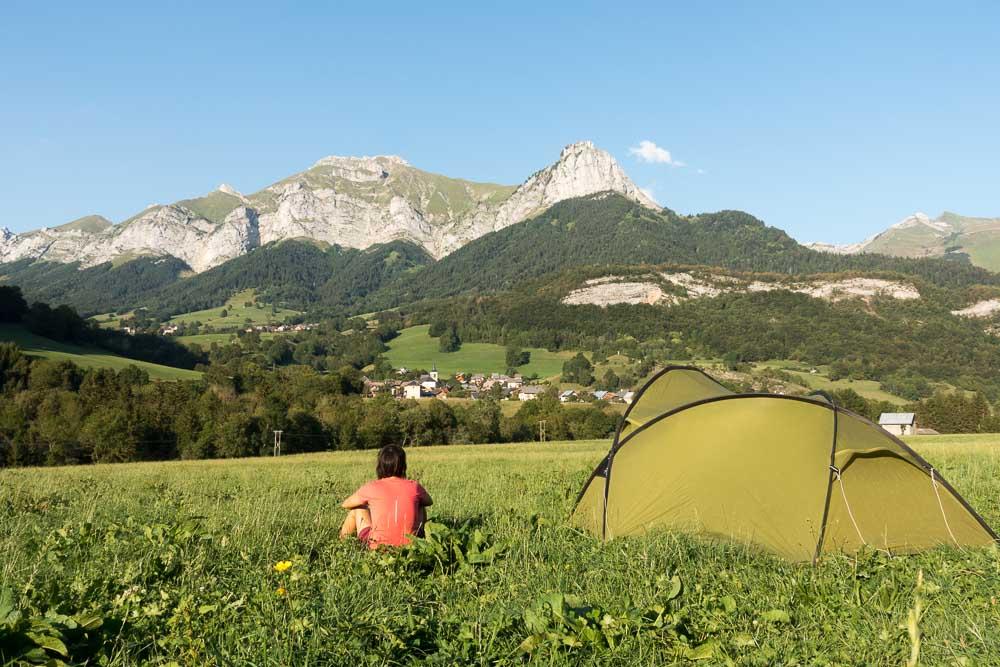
[1,141,657,272]
[139,239,433,318]
[0,255,189,316]
[0,323,201,381]
[365,193,1000,310]
[809,211,1000,271]
[415,261,1000,398]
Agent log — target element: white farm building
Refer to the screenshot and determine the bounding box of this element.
[878,412,916,437]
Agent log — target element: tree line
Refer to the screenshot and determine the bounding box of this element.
[0,341,620,468]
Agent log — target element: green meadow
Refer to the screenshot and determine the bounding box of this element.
[385,325,573,379]
[174,331,283,348]
[167,289,301,329]
[0,324,202,381]
[2,435,998,665]
[752,360,909,405]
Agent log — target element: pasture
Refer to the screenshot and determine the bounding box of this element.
[385,325,573,379]
[167,289,301,329]
[0,324,202,381]
[2,435,998,664]
[174,331,282,348]
[752,360,908,405]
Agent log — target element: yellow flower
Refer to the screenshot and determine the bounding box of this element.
[276,587,287,597]
[273,560,293,573]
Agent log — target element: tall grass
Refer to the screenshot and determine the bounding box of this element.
[2,437,998,664]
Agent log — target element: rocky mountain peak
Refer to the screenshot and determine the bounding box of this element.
[510,140,660,213]
[560,140,597,159]
[892,211,951,234]
[3,140,660,272]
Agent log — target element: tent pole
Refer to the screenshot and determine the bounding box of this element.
[812,405,840,565]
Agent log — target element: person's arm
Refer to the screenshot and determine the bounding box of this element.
[417,484,433,507]
[342,488,368,509]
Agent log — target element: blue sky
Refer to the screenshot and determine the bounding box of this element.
[2,1,998,243]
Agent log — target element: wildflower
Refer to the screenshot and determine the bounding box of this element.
[276,587,287,597]
[273,560,293,573]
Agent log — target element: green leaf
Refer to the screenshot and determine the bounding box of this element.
[74,612,103,631]
[685,640,718,660]
[760,609,791,624]
[517,635,541,654]
[722,595,737,614]
[26,632,69,657]
[665,575,682,601]
[733,633,756,647]
[0,587,15,621]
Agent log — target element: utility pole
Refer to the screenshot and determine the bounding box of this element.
[273,430,283,456]
[538,419,547,442]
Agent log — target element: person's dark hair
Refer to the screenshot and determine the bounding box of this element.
[376,445,407,479]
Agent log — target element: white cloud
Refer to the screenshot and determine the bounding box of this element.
[696,168,707,175]
[629,140,684,166]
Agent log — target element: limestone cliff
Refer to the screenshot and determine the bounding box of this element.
[1,141,658,271]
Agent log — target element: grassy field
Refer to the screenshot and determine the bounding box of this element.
[2,435,998,664]
[385,325,574,379]
[174,331,282,348]
[0,324,202,381]
[753,360,908,404]
[168,289,301,329]
[89,312,132,329]
[431,397,628,417]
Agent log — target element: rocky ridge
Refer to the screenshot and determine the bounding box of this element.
[561,272,921,308]
[1,141,658,272]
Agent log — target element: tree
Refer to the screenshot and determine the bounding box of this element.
[81,407,135,463]
[439,325,461,353]
[358,396,402,449]
[0,285,28,323]
[561,353,594,385]
[215,412,261,458]
[505,346,530,369]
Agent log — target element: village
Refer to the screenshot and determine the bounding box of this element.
[363,368,933,436]
[363,368,637,404]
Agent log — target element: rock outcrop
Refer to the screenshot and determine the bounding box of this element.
[561,272,921,307]
[1,141,657,272]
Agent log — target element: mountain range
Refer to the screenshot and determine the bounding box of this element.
[0,141,658,272]
[809,212,1000,271]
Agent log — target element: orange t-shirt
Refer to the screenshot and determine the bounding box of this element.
[356,477,429,548]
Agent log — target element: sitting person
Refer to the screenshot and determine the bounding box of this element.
[340,444,432,548]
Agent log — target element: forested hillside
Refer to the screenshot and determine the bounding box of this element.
[364,194,1000,309]
[414,263,1000,399]
[1,240,433,319]
[0,255,188,316]
[5,193,998,320]
[139,240,431,318]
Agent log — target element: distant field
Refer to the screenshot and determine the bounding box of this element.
[964,237,1000,273]
[385,325,573,378]
[753,360,908,404]
[174,332,239,346]
[428,397,628,417]
[168,289,300,328]
[174,331,281,348]
[90,312,131,329]
[0,324,202,381]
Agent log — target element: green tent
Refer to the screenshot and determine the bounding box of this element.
[572,366,997,562]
